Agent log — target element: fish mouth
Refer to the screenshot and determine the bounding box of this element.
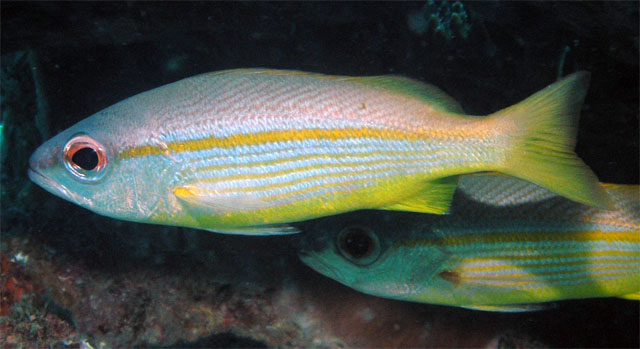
[298,250,342,280]
[28,165,59,192]
[27,165,93,207]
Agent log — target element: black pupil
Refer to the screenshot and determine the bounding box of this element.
[341,229,372,259]
[72,147,99,170]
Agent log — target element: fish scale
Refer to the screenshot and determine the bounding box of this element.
[29,69,608,234]
[299,175,639,311]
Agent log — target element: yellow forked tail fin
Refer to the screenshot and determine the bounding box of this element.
[492,72,611,208]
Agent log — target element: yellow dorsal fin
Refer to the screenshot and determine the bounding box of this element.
[212,70,465,113]
[356,75,465,113]
[380,176,459,215]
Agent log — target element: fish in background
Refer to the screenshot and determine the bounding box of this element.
[299,175,639,312]
[28,69,609,235]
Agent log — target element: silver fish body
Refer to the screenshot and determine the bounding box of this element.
[28,69,607,234]
[299,175,640,311]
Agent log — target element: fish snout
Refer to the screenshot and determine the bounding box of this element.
[27,143,67,197]
[298,232,331,257]
[29,143,60,174]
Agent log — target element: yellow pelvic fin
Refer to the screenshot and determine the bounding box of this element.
[492,71,612,209]
[380,176,458,214]
[618,292,640,301]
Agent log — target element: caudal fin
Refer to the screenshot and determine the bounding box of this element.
[491,72,611,208]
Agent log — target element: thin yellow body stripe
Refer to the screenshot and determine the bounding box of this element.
[118,126,474,160]
[208,165,399,195]
[461,264,638,277]
[201,158,426,191]
[187,175,399,203]
[460,271,632,287]
[463,258,640,272]
[194,149,424,174]
[462,251,640,263]
[445,231,640,245]
[264,175,407,203]
[396,231,640,249]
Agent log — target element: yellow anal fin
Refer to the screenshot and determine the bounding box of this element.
[462,303,556,313]
[380,176,458,215]
[618,292,640,301]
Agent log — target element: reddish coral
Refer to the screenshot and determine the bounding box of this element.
[1,253,36,316]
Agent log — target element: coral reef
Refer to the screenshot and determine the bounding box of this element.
[1,234,554,348]
[407,1,471,41]
[0,252,76,346]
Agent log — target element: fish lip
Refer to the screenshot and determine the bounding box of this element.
[27,165,58,191]
[298,250,341,279]
[27,165,93,207]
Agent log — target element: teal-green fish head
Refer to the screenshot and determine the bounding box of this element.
[29,129,110,210]
[299,211,446,296]
[27,94,176,224]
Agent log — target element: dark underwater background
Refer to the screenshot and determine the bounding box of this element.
[1,2,638,347]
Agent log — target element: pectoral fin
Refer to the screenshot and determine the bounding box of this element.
[380,176,459,214]
[174,186,272,213]
[174,186,299,235]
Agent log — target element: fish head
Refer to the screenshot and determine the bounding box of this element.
[28,93,178,224]
[299,211,447,298]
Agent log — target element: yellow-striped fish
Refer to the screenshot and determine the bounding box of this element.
[28,69,609,234]
[299,175,639,311]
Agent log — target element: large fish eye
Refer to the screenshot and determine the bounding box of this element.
[336,226,381,266]
[63,133,108,183]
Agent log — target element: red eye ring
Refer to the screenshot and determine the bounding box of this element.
[63,134,108,182]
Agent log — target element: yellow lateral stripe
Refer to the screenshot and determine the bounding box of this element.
[463,258,640,272]
[461,271,633,287]
[461,263,640,278]
[119,127,437,159]
[448,231,639,247]
[200,158,426,193]
[461,251,640,264]
[396,231,640,249]
[194,149,424,174]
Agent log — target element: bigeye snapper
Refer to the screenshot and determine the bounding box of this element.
[299,175,639,312]
[28,69,609,235]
